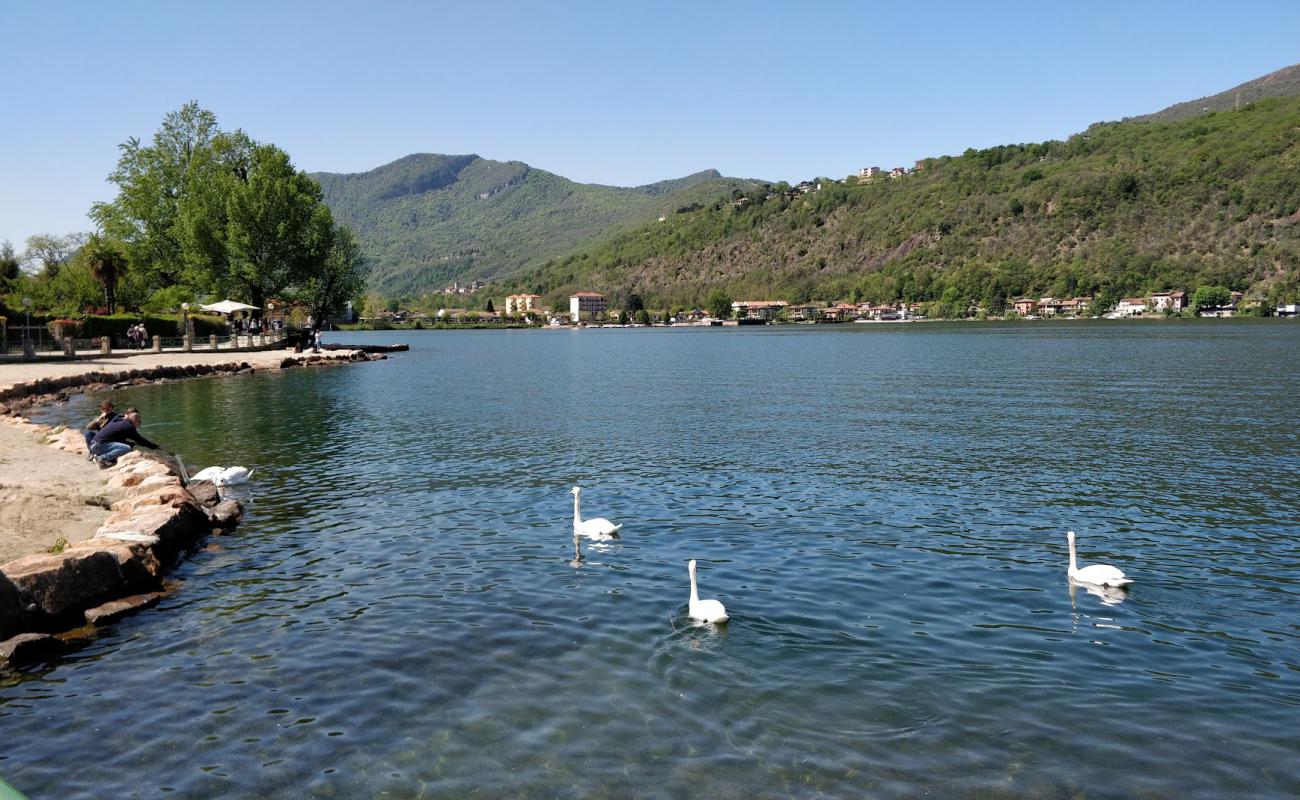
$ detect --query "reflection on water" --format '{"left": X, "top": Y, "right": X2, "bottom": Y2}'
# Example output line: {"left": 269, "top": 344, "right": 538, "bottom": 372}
{"left": 1070, "top": 577, "right": 1129, "bottom": 606}
{"left": 5, "top": 322, "right": 1300, "bottom": 799}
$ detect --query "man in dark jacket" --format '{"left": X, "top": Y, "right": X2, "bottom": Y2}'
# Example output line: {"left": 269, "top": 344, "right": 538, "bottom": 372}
{"left": 90, "top": 407, "right": 160, "bottom": 467}
{"left": 83, "top": 399, "right": 120, "bottom": 457}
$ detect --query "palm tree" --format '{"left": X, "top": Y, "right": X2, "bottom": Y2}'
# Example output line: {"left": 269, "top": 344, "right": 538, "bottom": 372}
{"left": 85, "top": 234, "right": 128, "bottom": 314}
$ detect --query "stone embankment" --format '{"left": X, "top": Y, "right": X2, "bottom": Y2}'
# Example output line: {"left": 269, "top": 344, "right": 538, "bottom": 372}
{"left": 0, "top": 348, "right": 388, "bottom": 669}
{"left": 321, "top": 342, "right": 409, "bottom": 354}
{"left": 0, "top": 439, "right": 237, "bottom": 669}
{"left": 0, "top": 350, "right": 380, "bottom": 414}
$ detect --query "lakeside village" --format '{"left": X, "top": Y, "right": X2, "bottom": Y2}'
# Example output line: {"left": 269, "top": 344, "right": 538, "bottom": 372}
{"left": 360, "top": 288, "right": 1300, "bottom": 329}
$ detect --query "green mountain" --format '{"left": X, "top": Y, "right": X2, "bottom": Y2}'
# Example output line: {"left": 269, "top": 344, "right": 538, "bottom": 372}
{"left": 503, "top": 96, "right": 1300, "bottom": 313}
{"left": 1133, "top": 63, "right": 1300, "bottom": 123}
{"left": 311, "top": 155, "right": 761, "bottom": 295}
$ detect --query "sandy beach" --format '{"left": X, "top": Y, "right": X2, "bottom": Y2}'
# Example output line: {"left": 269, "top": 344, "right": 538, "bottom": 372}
{"left": 0, "top": 418, "right": 112, "bottom": 564}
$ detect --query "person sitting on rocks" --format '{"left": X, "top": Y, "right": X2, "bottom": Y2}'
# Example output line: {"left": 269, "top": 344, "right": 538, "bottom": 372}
{"left": 90, "top": 407, "right": 160, "bottom": 468}
{"left": 83, "top": 399, "right": 121, "bottom": 457}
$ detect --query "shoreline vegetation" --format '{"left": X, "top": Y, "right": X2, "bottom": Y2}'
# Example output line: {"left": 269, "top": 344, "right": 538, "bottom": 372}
{"left": 0, "top": 346, "right": 389, "bottom": 670}
{"left": 337, "top": 311, "right": 1297, "bottom": 332}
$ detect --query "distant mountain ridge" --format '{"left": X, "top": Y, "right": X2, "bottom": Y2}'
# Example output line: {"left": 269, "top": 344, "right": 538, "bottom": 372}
{"left": 311, "top": 155, "right": 760, "bottom": 295}
{"left": 1133, "top": 62, "right": 1300, "bottom": 123}
{"left": 501, "top": 94, "right": 1300, "bottom": 313}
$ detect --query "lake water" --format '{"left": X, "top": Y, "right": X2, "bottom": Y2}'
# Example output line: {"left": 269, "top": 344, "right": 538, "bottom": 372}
{"left": 4, "top": 321, "right": 1299, "bottom": 798}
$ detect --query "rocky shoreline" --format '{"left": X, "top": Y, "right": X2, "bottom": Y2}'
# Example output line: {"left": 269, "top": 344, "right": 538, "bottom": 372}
{"left": 0, "top": 349, "right": 388, "bottom": 669}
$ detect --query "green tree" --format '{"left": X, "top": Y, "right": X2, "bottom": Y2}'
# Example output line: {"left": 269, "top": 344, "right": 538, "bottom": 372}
{"left": 706, "top": 288, "right": 732, "bottom": 320}
{"left": 1191, "top": 285, "right": 1232, "bottom": 311}
{"left": 92, "top": 102, "right": 219, "bottom": 289}
{"left": 485, "top": 298, "right": 495, "bottom": 313}
{"left": 83, "top": 234, "right": 129, "bottom": 313}
{"left": 0, "top": 240, "right": 19, "bottom": 293}
{"left": 24, "top": 233, "right": 86, "bottom": 278}
{"left": 186, "top": 142, "right": 335, "bottom": 308}
{"left": 299, "top": 226, "right": 367, "bottom": 328}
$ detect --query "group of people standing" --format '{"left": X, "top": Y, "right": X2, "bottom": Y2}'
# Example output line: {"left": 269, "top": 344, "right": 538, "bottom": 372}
{"left": 83, "top": 400, "right": 161, "bottom": 468}
{"left": 126, "top": 323, "right": 150, "bottom": 350}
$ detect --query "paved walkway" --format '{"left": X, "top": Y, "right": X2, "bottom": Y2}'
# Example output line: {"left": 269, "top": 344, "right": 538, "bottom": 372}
{"left": 0, "top": 347, "right": 321, "bottom": 395}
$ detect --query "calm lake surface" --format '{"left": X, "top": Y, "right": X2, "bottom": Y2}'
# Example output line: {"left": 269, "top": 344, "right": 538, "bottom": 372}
{"left": 5, "top": 321, "right": 1300, "bottom": 798}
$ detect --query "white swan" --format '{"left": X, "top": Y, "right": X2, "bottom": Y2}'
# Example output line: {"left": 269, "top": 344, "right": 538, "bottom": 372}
{"left": 219, "top": 466, "right": 253, "bottom": 486}
{"left": 1067, "top": 530, "right": 1132, "bottom": 588}
{"left": 688, "top": 559, "right": 729, "bottom": 623}
{"left": 571, "top": 486, "right": 621, "bottom": 539}
{"left": 189, "top": 466, "right": 225, "bottom": 483}
{"left": 189, "top": 466, "right": 254, "bottom": 487}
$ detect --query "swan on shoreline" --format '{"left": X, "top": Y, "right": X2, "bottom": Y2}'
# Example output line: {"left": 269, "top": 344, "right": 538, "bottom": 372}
{"left": 189, "top": 466, "right": 255, "bottom": 487}
{"left": 688, "top": 559, "right": 729, "bottom": 624}
{"left": 571, "top": 486, "right": 621, "bottom": 539}
{"left": 1067, "top": 530, "right": 1132, "bottom": 588}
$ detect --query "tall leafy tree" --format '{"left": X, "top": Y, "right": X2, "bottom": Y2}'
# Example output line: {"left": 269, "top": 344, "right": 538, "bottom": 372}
{"left": 92, "top": 103, "right": 218, "bottom": 289}
{"left": 706, "top": 288, "right": 732, "bottom": 320}
{"left": 299, "top": 225, "right": 367, "bottom": 327}
{"left": 0, "top": 240, "right": 19, "bottom": 293}
{"left": 221, "top": 144, "right": 335, "bottom": 308}
{"left": 24, "top": 233, "right": 86, "bottom": 278}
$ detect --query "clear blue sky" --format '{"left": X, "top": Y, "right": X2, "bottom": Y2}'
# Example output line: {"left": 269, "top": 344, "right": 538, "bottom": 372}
{"left": 3, "top": 0, "right": 1299, "bottom": 248}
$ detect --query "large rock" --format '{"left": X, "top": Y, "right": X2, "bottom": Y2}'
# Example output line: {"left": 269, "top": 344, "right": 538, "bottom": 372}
{"left": 110, "top": 485, "right": 193, "bottom": 514}
{"left": 187, "top": 480, "right": 221, "bottom": 507}
{"left": 125, "top": 474, "right": 185, "bottom": 497}
{"left": 95, "top": 501, "right": 210, "bottom": 568}
{"left": 2, "top": 551, "right": 125, "bottom": 622}
{"left": 208, "top": 499, "right": 244, "bottom": 529}
{"left": 0, "top": 572, "right": 30, "bottom": 640}
{"left": 84, "top": 592, "right": 164, "bottom": 626}
{"left": 65, "top": 538, "right": 164, "bottom": 592}
{"left": 0, "top": 633, "right": 63, "bottom": 669}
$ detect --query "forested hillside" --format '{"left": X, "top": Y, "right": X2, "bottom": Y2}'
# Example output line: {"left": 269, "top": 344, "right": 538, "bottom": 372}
{"left": 311, "top": 155, "right": 761, "bottom": 295}
{"left": 1134, "top": 63, "right": 1300, "bottom": 123}
{"left": 501, "top": 97, "right": 1300, "bottom": 314}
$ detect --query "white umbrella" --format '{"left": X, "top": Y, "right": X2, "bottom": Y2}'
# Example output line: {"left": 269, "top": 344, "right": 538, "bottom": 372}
{"left": 199, "top": 300, "right": 261, "bottom": 315}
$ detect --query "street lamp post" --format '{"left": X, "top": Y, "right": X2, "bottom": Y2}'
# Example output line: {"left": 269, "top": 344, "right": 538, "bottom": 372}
{"left": 21, "top": 296, "right": 33, "bottom": 360}
{"left": 180, "top": 302, "right": 191, "bottom": 351}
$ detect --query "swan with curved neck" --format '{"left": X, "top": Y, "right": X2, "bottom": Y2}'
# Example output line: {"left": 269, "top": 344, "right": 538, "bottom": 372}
{"left": 1067, "top": 530, "right": 1132, "bottom": 588}
{"left": 571, "top": 486, "right": 621, "bottom": 539}
{"left": 688, "top": 559, "right": 729, "bottom": 623}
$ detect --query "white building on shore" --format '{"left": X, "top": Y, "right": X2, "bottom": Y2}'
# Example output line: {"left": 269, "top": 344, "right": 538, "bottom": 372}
{"left": 569, "top": 292, "right": 606, "bottom": 321}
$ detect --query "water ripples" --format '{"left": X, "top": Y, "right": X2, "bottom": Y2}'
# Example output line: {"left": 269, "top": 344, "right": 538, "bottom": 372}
{"left": 5, "top": 322, "right": 1300, "bottom": 798}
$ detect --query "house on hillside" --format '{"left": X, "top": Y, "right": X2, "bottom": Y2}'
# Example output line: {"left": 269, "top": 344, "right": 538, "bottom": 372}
{"left": 858, "top": 167, "right": 882, "bottom": 179}
{"left": 889, "top": 167, "right": 907, "bottom": 179}
{"left": 1038, "top": 297, "right": 1063, "bottom": 316}
{"left": 504, "top": 294, "right": 541, "bottom": 315}
{"left": 731, "top": 300, "right": 789, "bottom": 321}
{"left": 1012, "top": 298, "right": 1039, "bottom": 316}
{"left": 787, "top": 303, "right": 822, "bottom": 321}
{"left": 1114, "top": 297, "right": 1148, "bottom": 317}
{"left": 859, "top": 303, "right": 897, "bottom": 320}
{"left": 1150, "top": 291, "right": 1188, "bottom": 312}
{"left": 820, "top": 303, "right": 859, "bottom": 322}
{"left": 569, "top": 292, "right": 606, "bottom": 321}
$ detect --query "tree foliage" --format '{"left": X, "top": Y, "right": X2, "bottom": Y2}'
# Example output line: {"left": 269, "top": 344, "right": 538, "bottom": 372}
{"left": 58, "top": 104, "right": 367, "bottom": 319}
{"left": 299, "top": 226, "right": 368, "bottom": 327}
{"left": 83, "top": 234, "right": 129, "bottom": 313}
